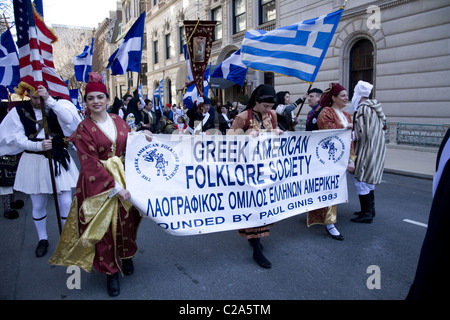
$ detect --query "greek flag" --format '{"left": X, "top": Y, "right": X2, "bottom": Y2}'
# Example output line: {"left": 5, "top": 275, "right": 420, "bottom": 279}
{"left": 107, "top": 12, "right": 146, "bottom": 75}
{"left": 211, "top": 49, "right": 248, "bottom": 87}
{"left": 69, "top": 89, "right": 82, "bottom": 111}
{"left": 241, "top": 9, "right": 343, "bottom": 83}
{"left": 0, "top": 28, "right": 20, "bottom": 90}
{"left": 183, "top": 64, "right": 210, "bottom": 109}
{"left": 74, "top": 38, "right": 94, "bottom": 83}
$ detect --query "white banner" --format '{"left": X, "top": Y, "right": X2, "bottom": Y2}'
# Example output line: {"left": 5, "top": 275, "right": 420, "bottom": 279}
{"left": 126, "top": 129, "right": 351, "bottom": 236}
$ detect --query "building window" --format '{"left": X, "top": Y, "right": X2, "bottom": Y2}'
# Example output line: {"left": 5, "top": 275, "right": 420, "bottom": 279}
{"left": 165, "top": 33, "right": 171, "bottom": 59}
{"left": 153, "top": 40, "right": 159, "bottom": 64}
{"left": 264, "top": 72, "right": 274, "bottom": 86}
{"left": 260, "top": 0, "right": 276, "bottom": 25}
{"left": 212, "top": 6, "right": 222, "bottom": 41}
{"left": 233, "top": 0, "right": 246, "bottom": 34}
{"left": 179, "top": 26, "right": 186, "bottom": 55}
{"left": 140, "top": 63, "right": 147, "bottom": 86}
{"left": 349, "top": 39, "right": 374, "bottom": 98}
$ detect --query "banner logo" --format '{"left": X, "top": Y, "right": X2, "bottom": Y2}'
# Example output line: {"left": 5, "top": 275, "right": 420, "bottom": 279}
{"left": 133, "top": 142, "right": 180, "bottom": 183}
{"left": 315, "top": 135, "right": 346, "bottom": 165}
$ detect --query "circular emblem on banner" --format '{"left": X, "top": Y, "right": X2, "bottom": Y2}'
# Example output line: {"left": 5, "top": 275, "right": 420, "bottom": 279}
{"left": 315, "top": 135, "right": 346, "bottom": 165}
{"left": 134, "top": 143, "right": 180, "bottom": 183}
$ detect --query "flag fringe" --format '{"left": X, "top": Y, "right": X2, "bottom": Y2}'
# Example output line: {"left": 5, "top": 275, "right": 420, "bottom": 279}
{"left": 31, "top": 2, "right": 59, "bottom": 43}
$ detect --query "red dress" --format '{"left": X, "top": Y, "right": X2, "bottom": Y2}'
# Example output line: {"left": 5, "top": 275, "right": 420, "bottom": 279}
{"left": 307, "top": 107, "right": 353, "bottom": 226}
{"left": 49, "top": 114, "right": 141, "bottom": 274}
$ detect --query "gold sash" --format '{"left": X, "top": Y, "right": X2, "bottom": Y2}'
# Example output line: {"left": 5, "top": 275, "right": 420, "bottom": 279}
{"left": 49, "top": 156, "right": 132, "bottom": 273}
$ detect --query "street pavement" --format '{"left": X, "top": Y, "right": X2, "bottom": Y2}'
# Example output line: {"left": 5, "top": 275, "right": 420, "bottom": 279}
{"left": 0, "top": 145, "right": 436, "bottom": 304}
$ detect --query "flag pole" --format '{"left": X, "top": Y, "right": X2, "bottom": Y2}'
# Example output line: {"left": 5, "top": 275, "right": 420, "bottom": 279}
{"left": 289, "top": 83, "right": 312, "bottom": 131}
{"left": 39, "top": 96, "right": 62, "bottom": 234}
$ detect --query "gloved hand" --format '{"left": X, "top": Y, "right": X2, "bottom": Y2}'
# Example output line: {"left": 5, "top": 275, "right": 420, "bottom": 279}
{"left": 294, "top": 97, "right": 304, "bottom": 106}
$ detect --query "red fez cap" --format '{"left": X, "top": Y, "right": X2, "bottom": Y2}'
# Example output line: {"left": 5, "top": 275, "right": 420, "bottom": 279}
{"left": 85, "top": 72, "right": 108, "bottom": 95}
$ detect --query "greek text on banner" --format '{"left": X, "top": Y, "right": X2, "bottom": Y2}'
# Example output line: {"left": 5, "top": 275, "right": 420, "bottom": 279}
{"left": 125, "top": 129, "right": 351, "bottom": 236}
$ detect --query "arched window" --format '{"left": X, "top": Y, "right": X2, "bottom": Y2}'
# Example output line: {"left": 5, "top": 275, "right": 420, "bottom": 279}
{"left": 349, "top": 39, "right": 374, "bottom": 98}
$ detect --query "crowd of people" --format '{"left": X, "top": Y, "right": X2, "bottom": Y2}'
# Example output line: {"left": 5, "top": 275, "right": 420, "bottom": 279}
{"left": 0, "top": 73, "right": 397, "bottom": 297}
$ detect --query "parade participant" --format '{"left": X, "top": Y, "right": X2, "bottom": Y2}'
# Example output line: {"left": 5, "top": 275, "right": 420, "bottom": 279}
{"left": 274, "top": 91, "right": 302, "bottom": 131}
{"left": 306, "top": 83, "right": 353, "bottom": 241}
{"left": 175, "top": 115, "right": 188, "bottom": 134}
{"left": 407, "top": 128, "right": 450, "bottom": 300}
{"left": 0, "top": 102, "right": 24, "bottom": 220}
{"left": 349, "top": 81, "right": 386, "bottom": 224}
{"left": 125, "top": 97, "right": 144, "bottom": 132}
{"left": 121, "top": 93, "right": 132, "bottom": 119}
{"left": 0, "top": 85, "right": 80, "bottom": 256}
{"left": 305, "top": 88, "right": 324, "bottom": 131}
{"left": 228, "top": 84, "right": 283, "bottom": 268}
{"left": 49, "top": 72, "right": 153, "bottom": 297}
{"left": 107, "top": 97, "right": 124, "bottom": 117}
{"left": 140, "top": 99, "right": 159, "bottom": 133}
{"left": 218, "top": 104, "right": 233, "bottom": 134}
{"left": 186, "top": 97, "right": 215, "bottom": 134}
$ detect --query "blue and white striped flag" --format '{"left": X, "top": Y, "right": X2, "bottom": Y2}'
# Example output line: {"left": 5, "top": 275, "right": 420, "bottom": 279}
{"left": 107, "top": 12, "right": 146, "bottom": 75}
{"left": 73, "top": 38, "right": 94, "bottom": 83}
{"left": 211, "top": 49, "right": 248, "bottom": 87}
{"left": 241, "top": 9, "right": 343, "bottom": 83}
{"left": 69, "top": 88, "right": 82, "bottom": 110}
{"left": 183, "top": 64, "right": 211, "bottom": 109}
{"left": 0, "top": 28, "right": 20, "bottom": 90}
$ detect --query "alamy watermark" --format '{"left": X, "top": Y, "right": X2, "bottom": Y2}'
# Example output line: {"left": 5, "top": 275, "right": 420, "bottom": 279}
{"left": 366, "top": 265, "right": 381, "bottom": 290}
{"left": 66, "top": 266, "right": 81, "bottom": 290}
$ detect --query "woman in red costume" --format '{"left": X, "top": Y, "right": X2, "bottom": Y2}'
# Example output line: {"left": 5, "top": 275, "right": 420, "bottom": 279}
{"left": 49, "top": 73, "right": 152, "bottom": 297}
{"left": 306, "top": 83, "right": 354, "bottom": 241}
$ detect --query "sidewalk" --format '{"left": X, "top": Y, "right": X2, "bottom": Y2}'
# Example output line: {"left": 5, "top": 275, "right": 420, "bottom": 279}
{"left": 384, "top": 144, "right": 438, "bottom": 180}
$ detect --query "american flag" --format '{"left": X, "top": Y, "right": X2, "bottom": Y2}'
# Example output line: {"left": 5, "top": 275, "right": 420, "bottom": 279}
{"left": 13, "top": 0, "right": 70, "bottom": 100}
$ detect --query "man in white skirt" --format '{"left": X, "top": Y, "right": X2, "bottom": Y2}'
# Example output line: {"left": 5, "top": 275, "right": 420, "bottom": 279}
{"left": 0, "top": 85, "right": 81, "bottom": 257}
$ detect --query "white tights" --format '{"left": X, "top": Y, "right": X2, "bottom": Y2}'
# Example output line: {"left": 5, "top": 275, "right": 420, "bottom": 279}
{"left": 30, "top": 191, "right": 72, "bottom": 240}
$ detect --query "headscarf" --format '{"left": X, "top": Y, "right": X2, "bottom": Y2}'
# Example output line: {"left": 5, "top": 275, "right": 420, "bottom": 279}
{"left": 246, "top": 84, "right": 277, "bottom": 110}
{"left": 346, "top": 80, "right": 373, "bottom": 114}
{"left": 319, "top": 82, "right": 346, "bottom": 108}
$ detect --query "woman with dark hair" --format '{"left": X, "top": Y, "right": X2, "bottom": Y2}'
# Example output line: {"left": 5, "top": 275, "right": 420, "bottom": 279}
{"left": 274, "top": 91, "right": 302, "bottom": 131}
{"left": 228, "top": 84, "right": 283, "bottom": 268}
{"left": 108, "top": 97, "right": 124, "bottom": 116}
{"left": 125, "top": 97, "right": 144, "bottom": 132}
{"left": 306, "top": 82, "right": 354, "bottom": 241}
{"left": 49, "top": 72, "right": 152, "bottom": 297}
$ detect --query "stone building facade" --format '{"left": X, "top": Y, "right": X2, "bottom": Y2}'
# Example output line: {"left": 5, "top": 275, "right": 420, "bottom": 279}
{"left": 100, "top": 0, "right": 449, "bottom": 125}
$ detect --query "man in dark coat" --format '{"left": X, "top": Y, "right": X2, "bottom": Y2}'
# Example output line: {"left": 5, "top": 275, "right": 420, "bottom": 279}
{"left": 406, "top": 128, "right": 450, "bottom": 300}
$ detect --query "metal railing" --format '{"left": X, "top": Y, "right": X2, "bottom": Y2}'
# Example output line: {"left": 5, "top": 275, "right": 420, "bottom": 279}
{"left": 294, "top": 120, "right": 448, "bottom": 148}
{"left": 388, "top": 122, "right": 448, "bottom": 148}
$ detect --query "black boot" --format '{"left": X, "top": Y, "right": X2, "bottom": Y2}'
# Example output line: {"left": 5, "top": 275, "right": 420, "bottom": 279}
{"left": 35, "top": 239, "right": 49, "bottom": 257}
{"left": 353, "top": 194, "right": 365, "bottom": 216}
{"left": 122, "top": 258, "right": 134, "bottom": 276}
{"left": 248, "top": 238, "right": 271, "bottom": 269}
{"left": 351, "top": 194, "right": 373, "bottom": 223}
{"left": 107, "top": 273, "right": 120, "bottom": 297}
